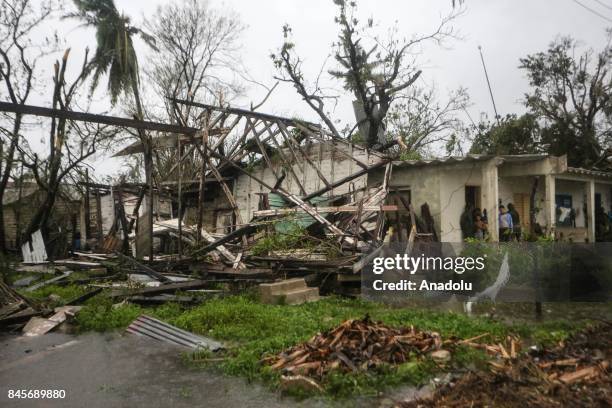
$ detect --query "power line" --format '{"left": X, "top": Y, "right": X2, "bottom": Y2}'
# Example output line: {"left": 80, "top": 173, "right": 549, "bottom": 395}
{"left": 572, "top": 0, "right": 612, "bottom": 23}
{"left": 593, "top": 0, "right": 612, "bottom": 12}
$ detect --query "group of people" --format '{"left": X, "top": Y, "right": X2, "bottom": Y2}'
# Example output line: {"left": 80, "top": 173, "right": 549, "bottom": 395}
{"left": 460, "top": 205, "right": 489, "bottom": 240}
{"left": 460, "top": 202, "right": 522, "bottom": 241}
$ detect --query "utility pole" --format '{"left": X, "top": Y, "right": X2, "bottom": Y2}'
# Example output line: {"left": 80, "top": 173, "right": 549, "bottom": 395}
{"left": 478, "top": 46, "right": 500, "bottom": 124}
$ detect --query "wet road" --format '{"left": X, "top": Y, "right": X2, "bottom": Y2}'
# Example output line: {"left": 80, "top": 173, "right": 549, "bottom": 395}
{"left": 0, "top": 332, "right": 324, "bottom": 408}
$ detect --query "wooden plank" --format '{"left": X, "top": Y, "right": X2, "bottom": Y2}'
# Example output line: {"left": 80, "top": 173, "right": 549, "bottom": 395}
{"left": 295, "top": 123, "right": 369, "bottom": 169}
{"left": 170, "top": 98, "right": 320, "bottom": 128}
{"left": 281, "top": 192, "right": 348, "bottom": 238}
{"left": 277, "top": 121, "right": 330, "bottom": 188}
{"left": 247, "top": 118, "right": 280, "bottom": 180}
{"left": 200, "top": 228, "right": 244, "bottom": 268}
{"left": 109, "top": 279, "right": 212, "bottom": 298}
{"left": 265, "top": 122, "right": 307, "bottom": 195}
{"left": 300, "top": 160, "right": 388, "bottom": 202}
{"left": 114, "top": 253, "right": 172, "bottom": 283}
{"left": 24, "top": 271, "right": 72, "bottom": 292}
{"left": 0, "top": 102, "right": 198, "bottom": 134}
{"left": 193, "top": 224, "right": 258, "bottom": 256}
{"left": 205, "top": 156, "right": 244, "bottom": 226}
{"left": 253, "top": 205, "right": 398, "bottom": 216}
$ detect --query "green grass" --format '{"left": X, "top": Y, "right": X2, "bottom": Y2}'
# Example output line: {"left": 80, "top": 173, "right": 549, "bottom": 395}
{"left": 19, "top": 284, "right": 92, "bottom": 308}
{"left": 70, "top": 292, "right": 586, "bottom": 398}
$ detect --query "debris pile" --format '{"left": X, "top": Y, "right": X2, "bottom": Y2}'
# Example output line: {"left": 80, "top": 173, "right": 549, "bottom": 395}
{"left": 533, "top": 323, "right": 610, "bottom": 385}
{"left": 401, "top": 323, "right": 612, "bottom": 408}
{"left": 263, "top": 316, "right": 444, "bottom": 379}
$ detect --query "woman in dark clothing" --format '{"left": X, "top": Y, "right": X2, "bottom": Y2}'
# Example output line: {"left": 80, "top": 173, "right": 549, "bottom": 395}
{"left": 507, "top": 203, "right": 521, "bottom": 241}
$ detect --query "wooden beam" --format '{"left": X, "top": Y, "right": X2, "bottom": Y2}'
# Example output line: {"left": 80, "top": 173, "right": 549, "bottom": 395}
{"left": 0, "top": 102, "right": 198, "bottom": 134}
{"left": 109, "top": 279, "right": 211, "bottom": 298}
{"left": 277, "top": 121, "right": 331, "bottom": 188}
{"left": 265, "top": 124, "right": 307, "bottom": 195}
{"left": 115, "top": 253, "right": 171, "bottom": 282}
{"left": 295, "top": 123, "right": 369, "bottom": 169}
{"left": 193, "top": 224, "right": 258, "bottom": 256}
{"left": 253, "top": 205, "right": 398, "bottom": 216}
{"left": 170, "top": 98, "right": 320, "bottom": 129}
{"left": 300, "top": 159, "right": 388, "bottom": 202}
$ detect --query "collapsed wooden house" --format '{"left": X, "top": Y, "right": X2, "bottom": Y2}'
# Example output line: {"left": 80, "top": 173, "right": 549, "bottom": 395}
{"left": 65, "top": 101, "right": 409, "bottom": 287}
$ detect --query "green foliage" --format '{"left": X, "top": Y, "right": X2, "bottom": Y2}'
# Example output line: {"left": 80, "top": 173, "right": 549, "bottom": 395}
{"left": 469, "top": 113, "right": 540, "bottom": 155}
{"left": 250, "top": 224, "right": 311, "bottom": 256}
{"left": 399, "top": 149, "right": 423, "bottom": 161}
{"left": 519, "top": 36, "right": 612, "bottom": 169}
{"left": 76, "top": 297, "right": 143, "bottom": 331}
{"left": 23, "top": 284, "right": 91, "bottom": 308}
{"left": 250, "top": 222, "right": 342, "bottom": 258}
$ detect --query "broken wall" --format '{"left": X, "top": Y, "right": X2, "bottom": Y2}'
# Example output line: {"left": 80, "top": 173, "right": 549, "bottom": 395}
{"left": 233, "top": 142, "right": 381, "bottom": 223}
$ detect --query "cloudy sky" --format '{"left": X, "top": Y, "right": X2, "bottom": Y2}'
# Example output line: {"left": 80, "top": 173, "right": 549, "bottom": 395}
{"left": 17, "top": 0, "right": 612, "bottom": 177}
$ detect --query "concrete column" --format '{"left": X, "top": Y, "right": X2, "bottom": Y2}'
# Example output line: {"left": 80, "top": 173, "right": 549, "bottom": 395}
{"left": 482, "top": 159, "right": 500, "bottom": 241}
{"left": 586, "top": 180, "right": 596, "bottom": 242}
{"left": 544, "top": 174, "right": 556, "bottom": 238}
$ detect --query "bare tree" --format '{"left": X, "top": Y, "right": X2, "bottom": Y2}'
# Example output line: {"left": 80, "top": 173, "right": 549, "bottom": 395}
{"left": 272, "top": 0, "right": 459, "bottom": 149}
{"left": 19, "top": 49, "right": 114, "bottom": 243}
{"left": 145, "top": 0, "right": 244, "bottom": 123}
{"left": 0, "top": 0, "right": 57, "bottom": 250}
{"left": 143, "top": 0, "right": 244, "bottom": 183}
{"left": 387, "top": 86, "right": 470, "bottom": 158}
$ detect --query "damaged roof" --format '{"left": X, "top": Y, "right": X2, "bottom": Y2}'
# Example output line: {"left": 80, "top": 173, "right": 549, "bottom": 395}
{"left": 391, "top": 154, "right": 550, "bottom": 168}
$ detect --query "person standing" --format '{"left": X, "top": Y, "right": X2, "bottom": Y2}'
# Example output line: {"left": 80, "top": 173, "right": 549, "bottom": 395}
{"left": 499, "top": 205, "right": 513, "bottom": 242}
{"left": 507, "top": 203, "right": 521, "bottom": 241}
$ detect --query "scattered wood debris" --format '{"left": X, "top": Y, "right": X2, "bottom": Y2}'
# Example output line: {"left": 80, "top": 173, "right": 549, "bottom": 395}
{"left": 400, "top": 323, "right": 612, "bottom": 408}
{"left": 262, "top": 316, "right": 444, "bottom": 379}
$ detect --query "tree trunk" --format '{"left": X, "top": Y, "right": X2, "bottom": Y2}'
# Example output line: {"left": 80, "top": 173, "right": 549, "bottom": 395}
{"left": 0, "top": 114, "right": 23, "bottom": 251}
{"left": 24, "top": 187, "right": 58, "bottom": 241}
{"left": 131, "top": 81, "right": 154, "bottom": 262}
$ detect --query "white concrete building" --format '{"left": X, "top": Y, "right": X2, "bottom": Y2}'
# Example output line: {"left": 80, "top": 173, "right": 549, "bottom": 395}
{"left": 370, "top": 154, "right": 612, "bottom": 243}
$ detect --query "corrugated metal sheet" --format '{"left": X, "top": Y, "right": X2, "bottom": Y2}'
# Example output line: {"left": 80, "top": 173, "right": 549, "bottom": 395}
{"left": 21, "top": 230, "right": 47, "bottom": 264}
{"left": 126, "top": 315, "right": 223, "bottom": 351}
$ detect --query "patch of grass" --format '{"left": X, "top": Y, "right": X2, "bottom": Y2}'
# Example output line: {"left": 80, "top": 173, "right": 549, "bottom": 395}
{"left": 76, "top": 297, "right": 143, "bottom": 332}
{"left": 22, "top": 284, "right": 91, "bottom": 307}
{"left": 73, "top": 294, "right": 588, "bottom": 399}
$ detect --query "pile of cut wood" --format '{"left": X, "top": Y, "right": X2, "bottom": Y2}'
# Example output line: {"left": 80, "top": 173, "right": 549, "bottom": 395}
{"left": 263, "top": 316, "right": 444, "bottom": 379}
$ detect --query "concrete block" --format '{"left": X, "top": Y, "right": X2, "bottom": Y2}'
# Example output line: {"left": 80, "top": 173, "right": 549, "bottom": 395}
{"left": 259, "top": 278, "right": 307, "bottom": 303}
{"left": 270, "top": 287, "right": 320, "bottom": 305}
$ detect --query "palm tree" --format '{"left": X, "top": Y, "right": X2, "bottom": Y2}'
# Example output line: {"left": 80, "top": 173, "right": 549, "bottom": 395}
{"left": 67, "top": 0, "right": 157, "bottom": 259}
{"left": 67, "top": 0, "right": 156, "bottom": 114}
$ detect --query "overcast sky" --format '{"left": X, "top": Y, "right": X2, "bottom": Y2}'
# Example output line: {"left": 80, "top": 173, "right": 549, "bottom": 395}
{"left": 17, "top": 0, "right": 612, "bottom": 177}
